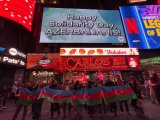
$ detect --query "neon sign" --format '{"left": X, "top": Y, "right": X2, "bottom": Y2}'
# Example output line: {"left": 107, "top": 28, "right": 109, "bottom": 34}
{"left": 9, "top": 48, "right": 26, "bottom": 58}
{"left": 0, "top": 55, "right": 25, "bottom": 66}
{"left": 0, "top": 0, "right": 35, "bottom": 31}
{"left": 60, "top": 56, "right": 141, "bottom": 71}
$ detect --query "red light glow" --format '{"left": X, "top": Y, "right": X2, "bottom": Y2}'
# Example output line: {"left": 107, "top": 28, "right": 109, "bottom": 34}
{"left": 0, "top": 0, "right": 35, "bottom": 31}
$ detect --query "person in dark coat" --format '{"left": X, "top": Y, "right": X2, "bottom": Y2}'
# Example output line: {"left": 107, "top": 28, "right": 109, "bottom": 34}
{"left": 128, "top": 76, "right": 138, "bottom": 112}
{"left": 73, "top": 80, "right": 82, "bottom": 115}
{"left": 87, "top": 80, "right": 95, "bottom": 117}
{"left": 115, "top": 75, "right": 129, "bottom": 114}
{"left": 12, "top": 82, "right": 32, "bottom": 120}
{"left": 104, "top": 76, "right": 117, "bottom": 116}
{"left": 49, "top": 80, "right": 60, "bottom": 119}
{"left": 1, "top": 85, "right": 9, "bottom": 109}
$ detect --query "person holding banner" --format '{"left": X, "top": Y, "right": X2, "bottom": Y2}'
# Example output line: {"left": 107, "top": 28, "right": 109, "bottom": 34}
{"left": 115, "top": 75, "right": 129, "bottom": 114}
{"left": 104, "top": 76, "right": 117, "bottom": 116}
{"left": 49, "top": 80, "right": 60, "bottom": 119}
{"left": 32, "top": 82, "right": 44, "bottom": 120}
{"left": 12, "top": 82, "right": 32, "bottom": 120}
{"left": 73, "top": 80, "right": 82, "bottom": 116}
{"left": 128, "top": 76, "right": 138, "bottom": 113}
{"left": 87, "top": 80, "right": 95, "bottom": 117}
{"left": 62, "top": 80, "right": 72, "bottom": 117}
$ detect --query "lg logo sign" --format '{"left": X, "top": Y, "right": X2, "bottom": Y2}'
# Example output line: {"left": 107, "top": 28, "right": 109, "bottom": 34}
{"left": 9, "top": 48, "right": 26, "bottom": 58}
{"left": 9, "top": 48, "right": 17, "bottom": 56}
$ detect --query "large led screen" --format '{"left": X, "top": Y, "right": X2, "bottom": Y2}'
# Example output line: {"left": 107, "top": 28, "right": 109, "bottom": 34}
{"left": 0, "top": 0, "right": 35, "bottom": 31}
{"left": 120, "top": 5, "right": 160, "bottom": 49}
{"left": 40, "top": 8, "right": 126, "bottom": 43}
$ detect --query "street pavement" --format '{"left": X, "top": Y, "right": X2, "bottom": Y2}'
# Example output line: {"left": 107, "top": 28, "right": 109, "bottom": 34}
{"left": 0, "top": 98, "right": 160, "bottom": 120}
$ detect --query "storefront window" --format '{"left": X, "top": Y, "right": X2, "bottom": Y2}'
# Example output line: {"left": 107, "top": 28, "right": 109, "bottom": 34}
{"left": 29, "top": 70, "right": 55, "bottom": 84}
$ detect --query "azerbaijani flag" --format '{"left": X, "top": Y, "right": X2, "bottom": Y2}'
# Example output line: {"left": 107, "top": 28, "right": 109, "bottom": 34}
{"left": 40, "top": 87, "right": 73, "bottom": 104}
{"left": 102, "top": 84, "right": 137, "bottom": 103}
{"left": 72, "top": 87, "right": 103, "bottom": 106}
{"left": 19, "top": 88, "right": 40, "bottom": 106}
{"left": 19, "top": 84, "right": 137, "bottom": 106}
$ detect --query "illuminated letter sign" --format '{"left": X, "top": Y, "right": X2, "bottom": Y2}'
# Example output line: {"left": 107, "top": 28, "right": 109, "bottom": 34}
{"left": 0, "top": 55, "right": 25, "bottom": 66}
{"left": 9, "top": 48, "right": 26, "bottom": 58}
{"left": 61, "top": 56, "right": 141, "bottom": 71}
{"left": 125, "top": 18, "right": 139, "bottom": 34}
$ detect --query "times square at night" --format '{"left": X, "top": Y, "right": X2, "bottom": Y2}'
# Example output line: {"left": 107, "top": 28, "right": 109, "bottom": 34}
{"left": 0, "top": 0, "right": 160, "bottom": 120}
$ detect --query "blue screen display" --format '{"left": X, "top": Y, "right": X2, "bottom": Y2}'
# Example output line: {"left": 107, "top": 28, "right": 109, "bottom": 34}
{"left": 120, "top": 5, "right": 160, "bottom": 49}
{"left": 40, "top": 8, "right": 126, "bottom": 43}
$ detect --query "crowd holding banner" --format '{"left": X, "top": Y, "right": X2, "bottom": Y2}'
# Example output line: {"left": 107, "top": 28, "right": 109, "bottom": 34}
{"left": 19, "top": 84, "right": 137, "bottom": 106}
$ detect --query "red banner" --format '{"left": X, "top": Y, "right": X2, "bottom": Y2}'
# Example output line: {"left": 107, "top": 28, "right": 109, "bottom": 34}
{"left": 60, "top": 56, "right": 141, "bottom": 71}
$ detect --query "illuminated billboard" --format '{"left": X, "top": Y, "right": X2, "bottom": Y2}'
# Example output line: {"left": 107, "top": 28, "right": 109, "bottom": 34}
{"left": 60, "top": 56, "right": 141, "bottom": 71}
{"left": 40, "top": 8, "right": 126, "bottom": 43}
{"left": 60, "top": 48, "right": 139, "bottom": 56}
{"left": 0, "top": 0, "right": 35, "bottom": 31}
{"left": 26, "top": 53, "right": 60, "bottom": 70}
{"left": 120, "top": 5, "right": 160, "bottom": 49}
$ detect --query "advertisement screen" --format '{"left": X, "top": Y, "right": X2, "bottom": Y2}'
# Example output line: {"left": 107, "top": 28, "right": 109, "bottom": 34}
{"left": 26, "top": 53, "right": 60, "bottom": 70}
{"left": 0, "top": 0, "right": 35, "bottom": 31}
{"left": 40, "top": 8, "right": 126, "bottom": 43}
{"left": 120, "top": 5, "right": 160, "bottom": 49}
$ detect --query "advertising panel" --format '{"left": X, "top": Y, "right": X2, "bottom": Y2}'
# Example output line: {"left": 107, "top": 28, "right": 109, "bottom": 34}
{"left": 120, "top": 5, "right": 160, "bottom": 49}
{"left": 60, "top": 56, "right": 141, "bottom": 71}
{"left": 26, "top": 53, "right": 60, "bottom": 70}
{"left": 40, "top": 8, "right": 126, "bottom": 43}
{"left": 0, "top": 0, "right": 35, "bottom": 31}
{"left": 60, "top": 48, "right": 139, "bottom": 56}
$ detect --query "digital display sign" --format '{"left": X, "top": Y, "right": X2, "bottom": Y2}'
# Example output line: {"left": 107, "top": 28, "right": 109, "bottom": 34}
{"left": 26, "top": 53, "right": 60, "bottom": 70}
{"left": 0, "top": 0, "right": 35, "bottom": 31}
{"left": 60, "top": 48, "right": 139, "bottom": 56}
{"left": 40, "top": 8, "right": 126, "bottom": 43}
{"left": 120, "top": 5, "right": 160, "bottom": 49}
{"left": 60, "top": 56, "right": 141, "bottom": 71}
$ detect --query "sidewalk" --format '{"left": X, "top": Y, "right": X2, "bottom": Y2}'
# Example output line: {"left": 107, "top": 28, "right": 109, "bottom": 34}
{"left": 143, "top": 99, "right": 160, "bottom": 120}
{"left": 0, "top": 98, "right": 160, "bottom": 120}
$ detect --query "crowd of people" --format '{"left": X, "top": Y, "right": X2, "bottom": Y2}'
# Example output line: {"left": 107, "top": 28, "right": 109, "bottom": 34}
{"left": 0, "top": 73, "right": 160, "bottom": 120}
{"left": 144, "top": 74, "right": 160, "bottom": 104}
